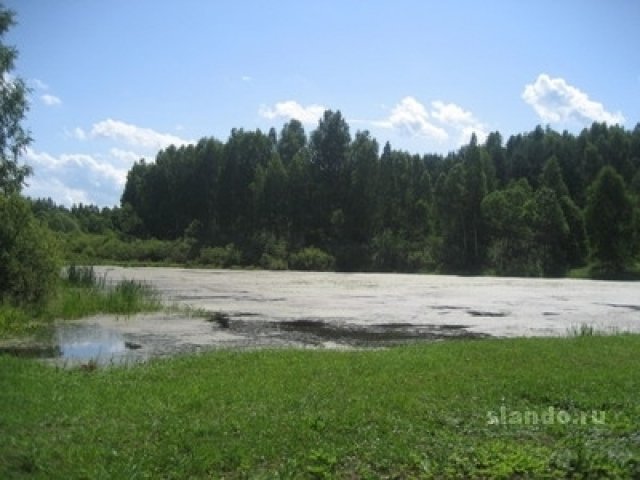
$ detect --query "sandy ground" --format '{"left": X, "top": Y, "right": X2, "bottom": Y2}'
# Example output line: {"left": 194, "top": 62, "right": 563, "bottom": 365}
{"left": 97, "top": 266, "right": 640, "bottom": 337}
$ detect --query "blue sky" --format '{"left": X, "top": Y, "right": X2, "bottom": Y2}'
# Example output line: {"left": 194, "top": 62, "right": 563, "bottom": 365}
{"left": 5, "top": 0, "right": 640, "bottom": 207}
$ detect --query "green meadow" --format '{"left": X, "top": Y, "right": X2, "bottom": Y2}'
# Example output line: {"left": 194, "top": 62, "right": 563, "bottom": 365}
{"left": 2, "top": 335, "right": 639, "bottom": 478}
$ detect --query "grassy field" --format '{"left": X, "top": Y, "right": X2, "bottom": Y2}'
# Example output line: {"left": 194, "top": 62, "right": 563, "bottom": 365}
{"left": 1, "top": 335, "right": 639, "bottom": 478}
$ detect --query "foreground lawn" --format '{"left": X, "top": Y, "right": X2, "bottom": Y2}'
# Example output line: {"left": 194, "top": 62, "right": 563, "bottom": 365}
{"left": 1, "top": 336, "right": 639, "bottom": 478}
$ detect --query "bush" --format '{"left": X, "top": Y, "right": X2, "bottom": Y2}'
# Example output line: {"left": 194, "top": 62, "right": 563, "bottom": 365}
{"left": 0, "top": 195, "right": 60, "bottom": 305}
{"left": 407, "top": 247, "right": 437, "bottom": 272}
{"left": 289, "top": 247, "right": 335, "bottom": 271}
{"left": 198, "top": 244, "right": 242, "bottom": 268}
{"left": 370, "top": 229, "right": 407, "bottom": 272}
{"left": 259, "top": 253, "right": 288, "bottom": 270}
{"left": 259, "top": 236, "right": 288, "bottom": 270}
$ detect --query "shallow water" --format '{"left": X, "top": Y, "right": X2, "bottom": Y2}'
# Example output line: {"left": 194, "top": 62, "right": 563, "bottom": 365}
{"left": 53, "top": 323, "right": 143, "bottom": 365}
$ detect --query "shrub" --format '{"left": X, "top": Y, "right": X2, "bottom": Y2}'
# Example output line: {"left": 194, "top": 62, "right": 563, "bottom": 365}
{"left": 289, "top": 247, "right": 335, "bottom": 271}
{"left": 259, "top": 253, "right": 288, "bottom": 270}
{"left": 198, "top": 244, "right": 242, "bottom": 268}
{"left": 259, "top": 236, "right": 288, "bottom": 270}
{"left": 407, "top": 247, "right": 437, "bottom": 272}
{"left": 370, "top": 229, "right": 407, "bottom": 272}
{"left": 0, "top": 195, "right": 60, "bottom": 305}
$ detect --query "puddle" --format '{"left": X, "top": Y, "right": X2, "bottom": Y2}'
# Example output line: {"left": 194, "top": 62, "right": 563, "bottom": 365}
{"left": 0, "top": 323, "right": 147, "bottom": 366}
{"left": 53, "top": 323, "right": 144, "bottom": 365}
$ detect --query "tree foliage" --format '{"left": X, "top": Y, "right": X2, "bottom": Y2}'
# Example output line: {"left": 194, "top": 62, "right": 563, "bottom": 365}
{"left": 20, "top": 108, "right": 638, "bottom": 277}
{"left": 585, "top": 166, "right": 635, "bottom": 273}
{"left": 0, "top": 5, "right": 31, "bottom": 194}
{"left": 108, "top": 118, "right": 640, "bottom": 275}
{"left": 0, "top": 5, "right": 59, "bottom": 306}
{"left": 0, "top": 194, "right": 59, "bottom": 304}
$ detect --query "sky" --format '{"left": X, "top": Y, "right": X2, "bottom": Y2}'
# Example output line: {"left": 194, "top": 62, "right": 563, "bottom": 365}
{"left": 5, "top": 0, "right": 640, "bottom": 207}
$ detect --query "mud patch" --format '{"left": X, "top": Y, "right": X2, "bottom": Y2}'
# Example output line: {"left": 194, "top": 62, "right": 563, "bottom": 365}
{"left": 0, "top": 342, "right": 61, "bottom": 359}
{"left": 604, "top": 303, "right": 640, "bottom": 312}
{"left": 466, "top": 310, "right": 509, "bottom": 317}
{"left": 221, "top": 317, "right": 488, "bottom": 348}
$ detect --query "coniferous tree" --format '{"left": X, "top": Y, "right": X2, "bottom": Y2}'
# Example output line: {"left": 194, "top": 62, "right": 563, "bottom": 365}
{"left": 585, "top": 166, "right": 634, "bottom": 273}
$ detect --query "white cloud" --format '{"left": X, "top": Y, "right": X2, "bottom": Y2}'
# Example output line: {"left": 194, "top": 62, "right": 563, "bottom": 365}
{"left": 24, "top": 119, "right": 196, "bottom": 206}
{"left": 374, "top": 96, "right": 448, "bottom": 142}
{"left": 90, "top": 118, "right": 193, "bottom": 150}
{"left": 70, "top": 127, "right": 87, "bottom": 140}
{"left": 241, "top": 75, "right": 252, "bottom": 82}
{"left": 259, "top": 101, "right": 326, "bottom": 125}
{"left": 22, "top": 142, "right": 157, "bottom": 206}
{"left": 41, "top": 94, "right": 62, "bottom": 106}
{"left": 370, "top": 97, "right": 492, "bottom": 148}
{"left": 431, "top": 101, "right": 474, "bottom": 126}
{"left": 431, "top": 101, "right": 488, "bottom": 144}
{"left": 25, "top": 177, "right": 91, "bottom": 206}
{"left": 109, "top": 148, "right": 144, "bottom": 164}
{"left": 25, "top": 148, "right": 127, "bottom": 186}
{"left": 63, "top": 126, "right": 90, "bottom": 141}
{"left": 522, "top": 74, "right": 624, "bottom": 125}
{"left": 31, "top": 78, "right": 49, "bottom": 90}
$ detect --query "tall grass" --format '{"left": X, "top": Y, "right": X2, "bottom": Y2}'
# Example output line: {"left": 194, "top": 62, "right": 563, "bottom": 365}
{"left": 65, "top": 264, "right": 103, "bottom": 287}
{"left": 53, "top": 265, "right": 161, "bottom": 318}
{"left": 0, "top": 265, "right": 161, "bottom": 337}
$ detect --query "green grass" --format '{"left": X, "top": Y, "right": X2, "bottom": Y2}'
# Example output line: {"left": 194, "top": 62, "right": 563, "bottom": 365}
{"left": 1, "top": 335, "right": 639, "bottom": 478}
{"left": 0, "top": 266, "right": 161, "bottom": 338}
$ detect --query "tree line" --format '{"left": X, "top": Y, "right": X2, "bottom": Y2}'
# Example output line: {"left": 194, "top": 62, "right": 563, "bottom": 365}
{"left": 35, "top": 114, "right": 639, "bottom": 277}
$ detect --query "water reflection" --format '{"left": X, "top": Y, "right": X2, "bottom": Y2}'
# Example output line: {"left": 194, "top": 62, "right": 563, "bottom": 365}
{"left": 54, "top": 323, "right": 141, "bottom": 365}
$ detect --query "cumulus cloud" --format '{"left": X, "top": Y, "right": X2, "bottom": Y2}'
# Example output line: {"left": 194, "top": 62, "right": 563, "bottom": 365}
{"left": 71, "top": 127, "right": 87, "bottom": 140}
{"left": 41, "top": 93, "right": 62, "bottom": 106}
{"left": 374, "top": 96, "right": 448, "bottom": 142}
{"left": 31, "top": 78, "right": 49, "bottom": 90}
{"left": 23, "top": 147, "right": 134, "bottom": 206}
{"left": 25, "top": 148, "right": 127, "bottom": 186}
{"left": 109, "top": 148, "right": 144, "bottom": 164}
{"left": 431, "top": 101, "right": 488, "bottom": 144}
{"left": 370, "top": 97, "right": 492, "bottom": 148}
{"left": 90, "top": 118, "right": 193, "bottom": 150}
{"left": 259, "top": 101, "right": 326, "bottom": 125}
{"left": 25, "top": 119, "right": 195, "bottom": 206}
{"left": 25, "top": 177, "right": 91, "bottom": 206}
{"left": 522, "top": 74, "right": 624, "bottom": 125}
{"left": 31, "top": 79, "right": 63, "bottom": 107}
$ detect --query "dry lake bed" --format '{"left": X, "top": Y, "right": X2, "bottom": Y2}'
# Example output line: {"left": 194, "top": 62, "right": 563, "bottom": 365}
{"left": 6, "top": 267, "right": 640, "bottom": 365}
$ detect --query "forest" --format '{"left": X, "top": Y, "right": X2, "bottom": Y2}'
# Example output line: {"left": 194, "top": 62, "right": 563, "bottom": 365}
{"left": 32, "top": 114, "right": 640, "bottom": 277}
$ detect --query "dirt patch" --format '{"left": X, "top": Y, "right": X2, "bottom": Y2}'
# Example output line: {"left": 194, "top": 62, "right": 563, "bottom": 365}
{"left": 466, "top": 310, "right": 509, "bottom": 318}
{"left": 224, "top": 317, "right": 488, "bottom": 348}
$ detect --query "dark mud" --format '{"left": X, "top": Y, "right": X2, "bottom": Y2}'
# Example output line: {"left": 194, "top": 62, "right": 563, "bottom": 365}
{"left": 214, "top": 314, "right": 489, "bottom": 348}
